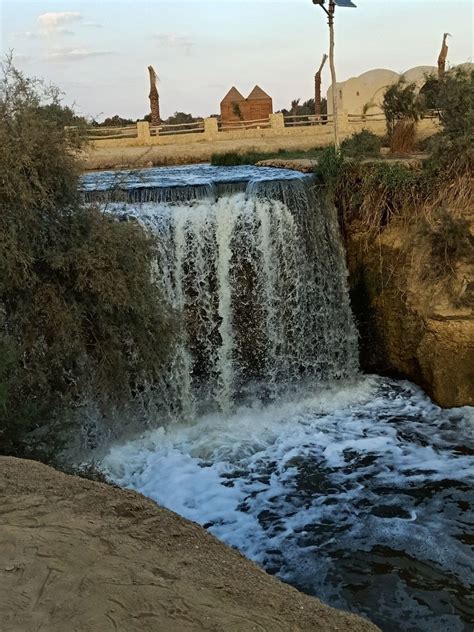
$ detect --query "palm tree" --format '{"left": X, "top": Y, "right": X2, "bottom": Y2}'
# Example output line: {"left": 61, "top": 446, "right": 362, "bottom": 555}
{"left": 148, "top": 65, "right": 160, "bottom": 126}
{"left": 437, "top": 33, "right": 451, "bottom": 79}
{"left": 314, "top": 54, "right": 328, "bottom": 116}
{"left": 291, "top": 98, "right": 301, "bottom": 115}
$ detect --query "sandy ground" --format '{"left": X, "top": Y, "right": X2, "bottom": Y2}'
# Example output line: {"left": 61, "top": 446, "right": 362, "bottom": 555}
{"left": 81, "top": 136, "right": 331, "bottom": 171}
{"left": 0, "top": 457, "right": 380, "bottom": 632}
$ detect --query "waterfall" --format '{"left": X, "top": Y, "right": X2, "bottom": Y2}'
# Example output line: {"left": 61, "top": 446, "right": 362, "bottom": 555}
{"left": 95, "top": 168, "right": 474, "bottom": 632}
{"left": 84, "top": 167, "right": 358, "bottom": 420}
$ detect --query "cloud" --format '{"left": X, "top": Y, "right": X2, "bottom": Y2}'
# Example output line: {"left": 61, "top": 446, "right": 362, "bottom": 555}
{"left": 152, "top": 33, "right": 196, "bottom": 55}
{"left": 37, "top": 12, "right": 83, "bottom": 32}
{"left": 14, "top": 31, "right": 39, "bottom": 40}
{"left": 81, "top": 21, "right": 103, "bottom": 29}
{"left": 46, "top": 47, "right": 114, "bottom": 62}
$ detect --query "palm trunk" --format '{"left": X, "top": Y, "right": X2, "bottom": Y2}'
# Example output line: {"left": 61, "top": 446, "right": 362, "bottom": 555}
{"left": 437, "top": 33, "right": 450, "bottom": 80}
{"left": 314, "top": 54, "right": 328, "bottom": 116}
{"left": 148, "top": 66, "right": 161, "bottom": 126}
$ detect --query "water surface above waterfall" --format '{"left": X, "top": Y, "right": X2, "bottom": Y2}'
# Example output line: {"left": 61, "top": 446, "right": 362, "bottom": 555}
{"left": 83, "top": 165, "right": 473, "bottom": 632}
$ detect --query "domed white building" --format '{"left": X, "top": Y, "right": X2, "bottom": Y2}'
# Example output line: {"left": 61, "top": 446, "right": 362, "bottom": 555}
{"left": 327, "top": 66, "right": 437, "bottom": 116}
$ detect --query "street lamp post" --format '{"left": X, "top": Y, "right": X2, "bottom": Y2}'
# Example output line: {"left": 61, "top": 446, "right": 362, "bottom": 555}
{"left": 312, "top": 0, "right": 357, "bottom": 150}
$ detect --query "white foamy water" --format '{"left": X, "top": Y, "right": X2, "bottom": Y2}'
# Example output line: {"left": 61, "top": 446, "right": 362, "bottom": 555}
{"left": 102, "top": 377, "right": 474, "bottom": 632}
{"left": 100, "top": 182, "right": 358, "bottom": 420}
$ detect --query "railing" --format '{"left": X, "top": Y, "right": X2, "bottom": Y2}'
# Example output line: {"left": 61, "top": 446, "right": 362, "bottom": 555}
{"left": 348, "top": 110, "right": 440, "bottom": 123}
{"left": 347, "top": 112, "right": 385, "bottom": 123}
{"left": 219, "top": 117, "right": 271, "bottom": 131}
{"left": 82, "top": 126, "right": 138, "bottom": 140}
{"left": 283, "top": 113, "right": 333, "bottom": 128}
{"left": 150, "top": 121, "right": 205, "bottom": 136}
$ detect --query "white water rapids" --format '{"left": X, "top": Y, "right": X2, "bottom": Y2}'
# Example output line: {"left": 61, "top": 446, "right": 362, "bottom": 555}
{"left": 80, "top": 166, "right": 473, "bottom": 632}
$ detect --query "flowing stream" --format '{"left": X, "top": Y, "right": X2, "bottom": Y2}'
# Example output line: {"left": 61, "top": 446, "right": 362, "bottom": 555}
{"left": 82, "top": 165, "right": 473, "bottom": 632}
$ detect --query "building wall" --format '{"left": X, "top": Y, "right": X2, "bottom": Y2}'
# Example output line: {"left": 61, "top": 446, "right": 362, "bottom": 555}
{"left": 240, "top": 98, "right": 273, "bottom": 122}
{"left": 220, "top": 101, "right": 245, "bottom": 124}
{"left": 220, "top": 94, "right": 273, "bottom": 124}
{"left": 327, "top": 66, "right": 437, "bottom": 116}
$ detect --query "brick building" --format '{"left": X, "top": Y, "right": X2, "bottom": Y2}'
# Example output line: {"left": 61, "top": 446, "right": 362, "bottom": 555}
{"left": 220, "top": 85, "right": 273, "bottom": 126}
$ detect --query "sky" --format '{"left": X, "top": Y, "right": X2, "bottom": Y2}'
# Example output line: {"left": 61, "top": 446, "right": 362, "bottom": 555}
{"left": 1, "top": 0, "right": 472, "bottom": 120}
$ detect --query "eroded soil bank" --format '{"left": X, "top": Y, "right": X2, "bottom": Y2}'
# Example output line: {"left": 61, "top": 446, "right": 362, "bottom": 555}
{"left": 346, "top": 216, "right": 473, "bottom": 408}
{"left": 0, "top": 457, "right": 380, "bottom": 632}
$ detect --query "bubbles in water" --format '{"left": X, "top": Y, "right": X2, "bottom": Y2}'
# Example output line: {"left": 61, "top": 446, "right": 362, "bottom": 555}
{"left": 102, "top": 377, "right": 474, "bottom": 632}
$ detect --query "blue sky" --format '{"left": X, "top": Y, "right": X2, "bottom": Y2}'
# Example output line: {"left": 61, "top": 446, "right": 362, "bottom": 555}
{"left": 1, "top": 1, "right": 472, "bottom": 120}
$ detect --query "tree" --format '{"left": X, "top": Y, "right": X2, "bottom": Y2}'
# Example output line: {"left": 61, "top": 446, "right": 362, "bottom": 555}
{"left": 290, "top": 98, "right": 301, "bottom": 115}
{"left": 383, "top": 78, "right": 424, "bottom": 153}
{"left": 100, "top": 114, "right": 135, "bottom": 127}
{"left": 0, "top": 57, "right": 174, "bottom": 461}
{"left": 314, "top": 53, "right": 328, "bottom": 116}
{"left": 148, "top": 65, "right": 160, "bottom": 125}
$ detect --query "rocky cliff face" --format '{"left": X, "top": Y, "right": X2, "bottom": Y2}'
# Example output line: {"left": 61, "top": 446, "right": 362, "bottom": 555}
{"left": 347, "top": 217, "right": 473, "bottom": 408}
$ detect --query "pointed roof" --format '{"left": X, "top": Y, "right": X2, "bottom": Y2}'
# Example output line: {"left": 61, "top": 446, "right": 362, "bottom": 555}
{"left": 221, "top": 86, "right": 245, "bottom": 104}
{"left": 247, "top": 85, "right": 271, "bottom": 101}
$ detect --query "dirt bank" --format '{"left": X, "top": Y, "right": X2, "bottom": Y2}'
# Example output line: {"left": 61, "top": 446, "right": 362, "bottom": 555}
{"left": 0, "top": 457, "right": 379, "bottom": 632}
{"left": 347, "top": 218, "right": 474, "bottom": 408}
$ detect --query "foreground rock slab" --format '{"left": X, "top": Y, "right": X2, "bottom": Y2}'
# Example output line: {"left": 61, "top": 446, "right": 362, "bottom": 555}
{"left": 0, "top": 457, "right": 379, "bottom": 632}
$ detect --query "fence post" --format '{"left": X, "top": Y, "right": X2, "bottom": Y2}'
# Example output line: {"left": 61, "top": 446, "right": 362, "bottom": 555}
{"left": 137, "top": 121, "right": 151, "bottom": 145}
{"left": 337, "top": 110, "right": 350, "bottom": 135}
{"left": 204, "top": 117, "right": 219, "bottom": 140}
{"left": 269, "top": 112, "right": 285, "bottom": 132}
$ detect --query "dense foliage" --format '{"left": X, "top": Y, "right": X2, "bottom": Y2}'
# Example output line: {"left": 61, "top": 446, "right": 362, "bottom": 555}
{"left": 316, "top": 67, "right": 473, "bottom": 282}
{"left": 382, "top": 78, "right": 423, "bottom": 153}
{"left": 279, "top": 97, "right": 328, "bottom": 117}
{"left": 0, "top": 60, "right": 174, "bottom": 461}
{"left": 429, "top": 66, "right": 474, "bottom": 171}
{"left": 340, "top": 129, "right": 381, "bottom": 159}
{"left": 211, "top": 146, "right": 325, "bottom": 166}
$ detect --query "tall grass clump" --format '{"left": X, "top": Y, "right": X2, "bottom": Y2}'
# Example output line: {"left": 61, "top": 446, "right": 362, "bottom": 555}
{"left": 0, "top": 59, "right": 175, "bottom": 462}
{"left": 383, "top": 78, "right": 424, "bottom": 154}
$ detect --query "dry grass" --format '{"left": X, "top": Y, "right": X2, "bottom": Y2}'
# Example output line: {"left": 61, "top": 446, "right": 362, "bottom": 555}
{"left": 390, "top": 120, "right": 417, "bottom": 154}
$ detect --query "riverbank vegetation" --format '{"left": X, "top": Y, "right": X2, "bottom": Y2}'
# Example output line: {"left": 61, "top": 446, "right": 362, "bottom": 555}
{"left": 211, "top": 146, "right": 326, "bottom": 166}
{"left": 317, "top": 66, "right": 473, "bottom": 243}
{"left": 0, "top": 60, "right": 174, "bottom": 462}
{"left": 319, "top": 67, "right": 473, "bottom": 396}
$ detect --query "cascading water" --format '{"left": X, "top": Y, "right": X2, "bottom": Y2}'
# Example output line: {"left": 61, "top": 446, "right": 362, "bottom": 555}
{"left": 84, "top": 165, "right": 358, "bottom": 418}
{"left": 82, "top": 165, "right": 473, "bottom": 632}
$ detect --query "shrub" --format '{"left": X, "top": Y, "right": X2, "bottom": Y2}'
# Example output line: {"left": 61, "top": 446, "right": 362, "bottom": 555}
{"left": 383, "top": 78, "right": 424, "bottom": 153}
{"left": 340, "top": 129, "right": 381, "bottom": 159}
{"left": 420, "top": 206, "right": 473, "bottom": 275}
{"left": 211, "top": 147, "right": 325, "bottom": 166}
{"left": 429, "top": 66, "right": 474, "bottom": 173}
{"left": 0, "top": 58, "right": 174, "bottom": 461}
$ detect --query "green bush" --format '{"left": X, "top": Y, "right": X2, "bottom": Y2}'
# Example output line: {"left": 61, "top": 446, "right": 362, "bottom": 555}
{"left": 428, "top": 66, "right": 474, "bottom": 173}
{"left": 0, "top": 58, "right": 174, "bottom": 461}
{"left": 421, "top": 206, "right": 473, "bottom": 274}
{"left": 383, "top": 78, "right": 424, "bottom": 153}
{"left": 211, "top": 147, "right": 325, "bottom": 166}
{"left": 340, "top": 129, "right": 381, "bottom": 159}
